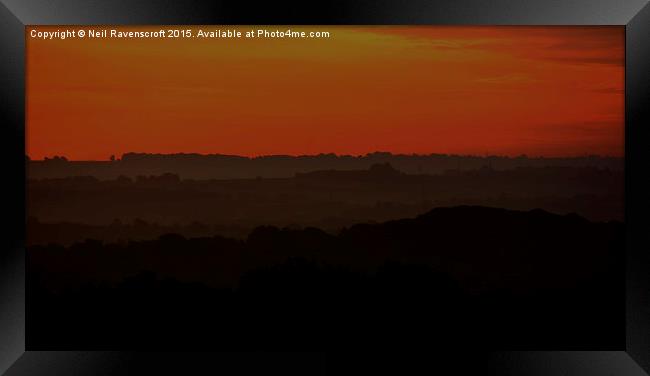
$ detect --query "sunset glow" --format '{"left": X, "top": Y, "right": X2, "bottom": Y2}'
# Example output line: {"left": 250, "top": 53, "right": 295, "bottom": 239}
{"left": 26, "top": 26, "right": 624, "bottom": 160}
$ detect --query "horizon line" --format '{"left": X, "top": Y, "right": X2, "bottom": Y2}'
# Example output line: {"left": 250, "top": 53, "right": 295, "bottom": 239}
{"left": 26, "top": 151, "right": 625, "bottom": 162}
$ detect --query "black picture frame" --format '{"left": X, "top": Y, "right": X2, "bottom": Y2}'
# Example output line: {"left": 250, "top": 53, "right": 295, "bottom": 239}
{"left": 1, "top": 0, "right": 649, "bottom": 374}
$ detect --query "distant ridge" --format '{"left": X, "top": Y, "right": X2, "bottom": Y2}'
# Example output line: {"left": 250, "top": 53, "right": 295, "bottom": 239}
{"left": 27, "top": 151, "right": 623, "bottom": 180}
{"left": 31, "top": 150, "right": 622, "bottom": 161}
{"left": 346, "top": 205, "right": 594, "bottom": 238}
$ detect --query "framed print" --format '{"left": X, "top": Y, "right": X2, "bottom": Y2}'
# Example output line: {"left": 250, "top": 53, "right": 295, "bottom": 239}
{"left": 1, "top": 0, "right": 649, "bottom": 374}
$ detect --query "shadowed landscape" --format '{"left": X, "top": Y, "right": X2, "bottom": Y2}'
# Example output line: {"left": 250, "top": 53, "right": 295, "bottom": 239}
{"left": 27, "top": 154, "right": 624, "bottom": 349}
{"left": 28, "top": 205, "right": 624, "bottom": 349}
{"left": 27, "top": 153, "right": 623, "bottom": 245}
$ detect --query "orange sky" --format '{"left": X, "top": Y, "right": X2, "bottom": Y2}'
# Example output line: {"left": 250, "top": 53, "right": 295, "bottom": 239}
{"left": 26, "top": 26, "right": 624, "bottom": 160}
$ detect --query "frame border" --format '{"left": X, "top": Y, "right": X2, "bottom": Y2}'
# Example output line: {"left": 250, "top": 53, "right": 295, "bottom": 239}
{"left": 1, "top": 1, "right": 649, "bottom": 374}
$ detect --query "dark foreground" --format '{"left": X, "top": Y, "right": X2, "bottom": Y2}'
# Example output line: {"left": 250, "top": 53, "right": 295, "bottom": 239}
{"left": 27, "top": 206, "right": 624, "bottom": 349}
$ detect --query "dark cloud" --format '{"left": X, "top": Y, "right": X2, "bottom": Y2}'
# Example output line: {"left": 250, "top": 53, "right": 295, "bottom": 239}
{"left": 363, "top": 26, "right": 624, "bottom": 67}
